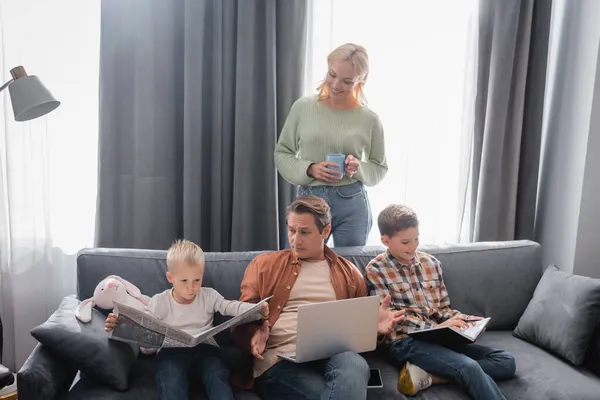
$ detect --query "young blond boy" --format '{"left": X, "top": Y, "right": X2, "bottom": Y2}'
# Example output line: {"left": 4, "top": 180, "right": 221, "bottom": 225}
{"left": 105, "top": 239, "right": 268, "bottom": 400}
{"left": 365, "top": 205, "right": 515, "bottom": 399}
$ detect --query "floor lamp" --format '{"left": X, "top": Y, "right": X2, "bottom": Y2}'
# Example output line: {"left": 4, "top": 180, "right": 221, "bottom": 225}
{"left": 0, "top": 65, "right": 60, "bottom": 399}
{"left": 0, "top": 66, "right": 60, "bottom": 121}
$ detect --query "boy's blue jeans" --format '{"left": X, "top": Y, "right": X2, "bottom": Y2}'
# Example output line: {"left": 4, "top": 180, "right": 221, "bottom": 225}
{"left": 297, "top": 181, "right": 372, "bottom": 247}
{"left": 254, "top": 351, "right": 370, "bottom": 400}
{"left": 387, "top": 337, "right": 516, "bottom": 400}
{"left": 155, "top": 344, "right": 233, "bottom": 400}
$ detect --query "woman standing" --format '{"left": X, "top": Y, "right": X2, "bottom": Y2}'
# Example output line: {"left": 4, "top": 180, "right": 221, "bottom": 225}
{"left": 274, "top": 43, "right": 387, "bottom": 247}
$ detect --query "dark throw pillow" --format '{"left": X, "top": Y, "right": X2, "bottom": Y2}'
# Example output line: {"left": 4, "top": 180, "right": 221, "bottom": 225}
{"left": 30, "top": 295, "right": 138, "bottom": 391}
{"left": 513, "top": 265, "right": 600, "bottom": 365}
{"left": 585, "top": 326, "right": 600, "bottom": 377}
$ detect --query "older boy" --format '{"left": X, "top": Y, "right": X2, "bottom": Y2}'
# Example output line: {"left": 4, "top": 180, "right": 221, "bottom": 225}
{"left": 365, "top": 205, "right": 515, "bottom": 399}
{"left": 105, "top": 239, "right": 268, "bottom": 400}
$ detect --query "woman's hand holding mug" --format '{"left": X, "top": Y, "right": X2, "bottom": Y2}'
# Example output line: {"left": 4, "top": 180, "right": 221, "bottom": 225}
{"left": 308, "top": 162, "right": 343, "bottom": 182}
{"left": 344, "top": 154, "right": 360, "bottom": 177}
{"left": 309, "top": 153, "right": 346, "bottom": 183}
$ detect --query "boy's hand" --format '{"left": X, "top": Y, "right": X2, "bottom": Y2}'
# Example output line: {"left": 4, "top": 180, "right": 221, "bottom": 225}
{"left": 250, "top": 320, "right": 270, "bottom": 360}
{"left": 104, "top": 313, "right": 118, "bottom": 332}
{"left": 377, "top": 295, "right": 406, "bottom": 334}
{"left": 439, "top": 314, "right": 471, "bottom": 330}
{"left": 259, "top": 302, "right": 269, "bottom": 319}
{"left": 458, "top": 313, "right": 483, "bottom": 322}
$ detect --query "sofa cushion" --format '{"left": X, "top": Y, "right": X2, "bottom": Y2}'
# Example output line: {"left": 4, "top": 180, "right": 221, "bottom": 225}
{"left": 363, "top": 331, "right": 600, "bottom": 399}
{"left": 513, "top": 265, "right": 600, "bottom": 365}
{"left": 30, "top": 295, "right": 138, "bottom": 391}
{"left": 16, "top": 343, "right": 77, "bottom": 400}
{"left": 64, "top": 332, "right": 600, "bottom": 400}
{"left": 585, "top": 326, "right": 600, "bottom": 377}
{"left": 76, "top": 248, "right": 267, "bottom": 346}
{"left": 336, "top": 241, "right": 543, "bottom": 331}
{"left": 77, "top": 240, "right": 544, "bottom": 336}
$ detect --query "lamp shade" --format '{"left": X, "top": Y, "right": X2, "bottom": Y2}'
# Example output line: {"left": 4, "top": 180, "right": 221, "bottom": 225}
{"left": 8, "top": 74, "right": 60, "bottom": 122}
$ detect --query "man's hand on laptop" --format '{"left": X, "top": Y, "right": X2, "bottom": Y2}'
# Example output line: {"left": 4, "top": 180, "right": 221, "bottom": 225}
{"left": 250, "top": 320, "right": 270, "bottom": 360}
{"left": 377, "top": 295, "right": 406, "bottom": 334}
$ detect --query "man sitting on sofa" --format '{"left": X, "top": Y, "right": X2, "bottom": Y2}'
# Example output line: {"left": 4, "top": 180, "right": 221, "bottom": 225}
{"left": 231, "top": 195, "right": 405, "bottom": 400}
{"left": 365, "top": 204, "right": 516, "bottom": 399}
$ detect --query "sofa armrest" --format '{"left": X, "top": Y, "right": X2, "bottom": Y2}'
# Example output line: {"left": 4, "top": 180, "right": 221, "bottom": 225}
{"left": 17, "top": 343, "right": 77, "bottom": 400}
{"left": 0, "top": 362, "right": 14, "bottom": 388}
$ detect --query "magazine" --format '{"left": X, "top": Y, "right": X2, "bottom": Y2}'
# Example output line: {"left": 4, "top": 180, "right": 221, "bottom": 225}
{"left": 109, "top": 296, "right": 272, "bottom": 348}
{"left": 407, "top": 317, "right": 491, "bottom": 346}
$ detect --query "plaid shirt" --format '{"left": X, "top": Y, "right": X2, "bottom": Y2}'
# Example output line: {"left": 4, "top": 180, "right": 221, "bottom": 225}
{"left": 365, "top": 250, "right": 460, "bottom": 343}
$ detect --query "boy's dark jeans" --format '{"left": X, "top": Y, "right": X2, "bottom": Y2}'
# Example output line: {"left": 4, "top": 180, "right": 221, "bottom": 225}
{"left": 387, "top": 337, "right": 516, "bottom": 400}
{"left": 155, "top": 343, "right": 233, "bottom": 400}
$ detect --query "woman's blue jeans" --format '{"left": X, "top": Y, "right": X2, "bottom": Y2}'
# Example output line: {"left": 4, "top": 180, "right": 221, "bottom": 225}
{"left": 297, "top": 181, "right": 372, "bottom": 247}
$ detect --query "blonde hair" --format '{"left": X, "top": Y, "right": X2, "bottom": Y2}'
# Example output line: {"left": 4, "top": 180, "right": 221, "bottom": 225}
{"left": 317, "top": 43, "right": 369, "bottom": 106}
{"left": 167, "top": 239, "right": 205, "bottom": 271}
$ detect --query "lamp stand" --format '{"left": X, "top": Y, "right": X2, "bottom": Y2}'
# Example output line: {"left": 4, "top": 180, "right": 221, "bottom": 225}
{"left": 0, "top": 67, "right": 27, "bottom": 94}
{"left": 0, "top": 79, "right": 12, "bottom": 93}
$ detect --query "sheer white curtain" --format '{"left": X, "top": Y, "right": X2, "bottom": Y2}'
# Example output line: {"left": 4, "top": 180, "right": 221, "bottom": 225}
{"left": 305, "top": 0, "right": 477, "bottom": 245}
{"left": 0, "top": 0, "right": 99, "bottom": 370}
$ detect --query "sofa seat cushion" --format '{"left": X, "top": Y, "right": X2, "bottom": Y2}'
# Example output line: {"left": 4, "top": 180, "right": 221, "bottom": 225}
{"left": 64, "top": 331, "right": 600, "bottom": 400}
{"left": 65, "top": 332, "right": 600, "bottom": 400}
{"left": 364, "top": 331, "right": 600, "bottom": 400}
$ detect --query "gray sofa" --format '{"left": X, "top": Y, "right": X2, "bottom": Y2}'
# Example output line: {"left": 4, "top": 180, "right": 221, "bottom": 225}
{"left": 17, "top": 240, "right": 600, "bottom": 399}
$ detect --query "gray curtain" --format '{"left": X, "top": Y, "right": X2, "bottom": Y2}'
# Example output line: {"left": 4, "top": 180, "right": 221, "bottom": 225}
{"left": 458, "top": 0, "right": 552, "bottom": 242}
{"left": 95, "top": 0, "right": 305, "bottom": 251}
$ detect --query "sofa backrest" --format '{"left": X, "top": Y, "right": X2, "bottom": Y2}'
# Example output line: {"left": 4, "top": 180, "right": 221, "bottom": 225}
{"left": 77, "top": 239, "right": 543, "bottom": 336}
{"left": 338, "top": 240, "right": 543, "bottom": 330}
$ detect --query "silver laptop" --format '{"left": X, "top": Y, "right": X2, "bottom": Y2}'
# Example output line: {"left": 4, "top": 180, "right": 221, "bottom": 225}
{"left": 278, "top": 295, "right": 380, "bottom": 363}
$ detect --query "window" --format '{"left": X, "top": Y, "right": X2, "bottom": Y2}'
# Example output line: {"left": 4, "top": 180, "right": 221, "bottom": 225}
{"left": 305, "top": 0, "right": 477, "bottom": 244}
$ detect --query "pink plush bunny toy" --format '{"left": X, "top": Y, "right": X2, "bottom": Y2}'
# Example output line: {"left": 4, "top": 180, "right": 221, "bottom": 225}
{"left": 75, "top": 275, "right": 150, "bottom": 323}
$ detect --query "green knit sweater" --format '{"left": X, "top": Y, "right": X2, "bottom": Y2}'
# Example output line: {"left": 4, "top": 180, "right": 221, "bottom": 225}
{"left": 274, "top": 95, "right": 388, "bottom": 187}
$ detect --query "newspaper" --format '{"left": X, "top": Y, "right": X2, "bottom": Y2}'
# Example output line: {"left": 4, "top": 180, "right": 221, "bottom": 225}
{"left": 109, "top": 296, "right": 272, "bottom": 348}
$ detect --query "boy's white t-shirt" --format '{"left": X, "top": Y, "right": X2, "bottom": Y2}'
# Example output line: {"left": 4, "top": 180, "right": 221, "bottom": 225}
{"left": 144, "top": 287, "right": 254, "bottom": 348}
